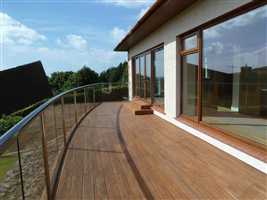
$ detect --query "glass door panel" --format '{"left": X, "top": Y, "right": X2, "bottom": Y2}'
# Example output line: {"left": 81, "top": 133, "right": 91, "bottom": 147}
{"left": 145, "top": 53, "right": 152, "bottom": 103}
{"left": 140, "top": 55, "right": 145, "bottom": 98}
{"left": 135, "top": 57, "right": 140, "bottom": 97}
{"left": 153, "top": 47, "right": 164, "bottom": 105}
{"left": 182, "top": 53, "right": 199, "bottom": 122}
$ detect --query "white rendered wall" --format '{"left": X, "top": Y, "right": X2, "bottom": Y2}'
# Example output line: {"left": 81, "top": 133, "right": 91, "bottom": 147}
{"left": 128, "top": 0, "right": 252, "bottom": 118}
{"left": 128, "top": 58, "right": 133, "bottom": 100}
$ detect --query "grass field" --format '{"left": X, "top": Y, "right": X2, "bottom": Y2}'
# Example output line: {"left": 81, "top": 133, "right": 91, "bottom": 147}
{"left": 0, "top": 155, "right": 17, "bottom": 182}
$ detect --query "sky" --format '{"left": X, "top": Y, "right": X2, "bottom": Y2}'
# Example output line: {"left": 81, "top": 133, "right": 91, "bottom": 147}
{"left": 0, "top": 0, "right": 155, "bottom": 74}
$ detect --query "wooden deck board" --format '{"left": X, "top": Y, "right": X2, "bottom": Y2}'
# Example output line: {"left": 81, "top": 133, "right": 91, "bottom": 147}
{"left": 56, "top": 102, "right": 267, "bottom": 200}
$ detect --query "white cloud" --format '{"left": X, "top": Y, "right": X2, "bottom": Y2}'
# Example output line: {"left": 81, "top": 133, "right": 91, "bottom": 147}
{"left": 110, "top": 27, "right": 127, "bottom": 43}
{"left": 233, "top": 45, "right": 267, "bottom": 68}
{"left": 0, "top": 13, "right": 126, "bottom": 74}
{"left": 207, "top": 42, "right": 224, "bottom": 55}
{"left": 138, "top": 7, "right": 149, "bottom": 19}
{"left": 223, "top": 6, "right": 267, "bottom": 29}
{"left": 100, "top": 0, "right": 154, "bottom": 8}
{"left": 57, "top": 34, "right": 88, "bottom": 51}
{"left": 204, "top": 5, "right": 267, "bottom": 39}
{"left": 0, "top": 12, "right": 46, "bottom": 46}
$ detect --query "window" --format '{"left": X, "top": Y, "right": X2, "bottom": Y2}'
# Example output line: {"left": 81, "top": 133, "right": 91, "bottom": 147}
{"left": 135, "top": 57, "right": 140, "bottom": 97}
{"left": 181, "top": 33, "right": 200, "bottom": 121}
{"left": 180, "top": 4, "right": 267, "bottom": 147}
{"left": 133, "top": 45, "right": 164, "bottom": 107}
{"left": 182, "top": 53, "right": 199, "bottom": 122}
{"left": 184, "top": 35, "right": 197, "bottom": 50}
{"left": 153, "top": 47, "right": 164, "bottom": 105}
{"left": 140, "top": 56, "right": 145, "bottom": 98}
{"left": 145, "top": 53, "right": 151, "bottom": 101}
{"left": 202, "top": 5, "right": 267, "bottom": 146}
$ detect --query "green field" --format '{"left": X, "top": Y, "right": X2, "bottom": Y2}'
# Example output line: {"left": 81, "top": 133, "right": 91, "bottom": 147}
{"left": 0, "top": 155, "right": 17, "bottom": 182}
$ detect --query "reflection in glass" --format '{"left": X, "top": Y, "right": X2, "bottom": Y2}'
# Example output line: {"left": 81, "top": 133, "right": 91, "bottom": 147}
{"left": 202, "top": 5, "right": 267, "bottom": 146}
{"left": 145, "top": 53, "right": 151, "bottom": 101}
{"left": 184, "top": 35, "right": 197, "bottom": 50}
{"left": 182, "top": 53, "right": 198, "bottom": 121}
{"left": 135, "top": 57, "right": 140, "bottom": 97}
{"left": 153, "top": 47, "right": 164, "bottom": 105}
{"left": 140, "top": 56, "right": 145, "bottom": 98}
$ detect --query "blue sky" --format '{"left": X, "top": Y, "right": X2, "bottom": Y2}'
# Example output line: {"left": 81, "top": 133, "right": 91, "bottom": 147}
{"left": 0, "top": 0, "right": 155, "bottom": 74}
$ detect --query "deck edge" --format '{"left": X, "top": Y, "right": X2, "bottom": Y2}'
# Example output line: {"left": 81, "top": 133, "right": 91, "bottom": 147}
{"left": 153, "top": 110, "right": 267, "bottom": 174}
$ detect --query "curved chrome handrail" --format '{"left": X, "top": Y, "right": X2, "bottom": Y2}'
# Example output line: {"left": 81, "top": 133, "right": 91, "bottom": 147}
{"left": 0, "top": 81, "right": 127, "bottom": 200}
{"left": 0, "top": 82, "right": 108, "bottom": 147}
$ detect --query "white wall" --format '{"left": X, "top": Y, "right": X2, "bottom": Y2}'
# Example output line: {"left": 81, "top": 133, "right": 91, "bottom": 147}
{"left": 128, "top": 0, "right": 252, "bottom": 118}
{"left": 128, "top": 57, "right": 133, "bottom": 100}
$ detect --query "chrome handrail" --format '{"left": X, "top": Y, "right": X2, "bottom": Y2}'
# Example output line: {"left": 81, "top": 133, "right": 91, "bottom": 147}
{"left": 0, "top": 81, "right": 127, "bottom": 200}
{"left": 0, "top": 82, "right": 106, "bottom": 147}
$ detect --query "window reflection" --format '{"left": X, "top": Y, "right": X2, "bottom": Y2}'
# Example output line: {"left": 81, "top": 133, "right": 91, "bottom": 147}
{"left": 182, "top": 53, "right": 198, "bottom": 121}
{"left": 184, "top": 35, "right": 197, "bottom": 50}
{"left": 145, "top": 53, "right": 151, "bottom": 100}
{"left": 140, "top": 56, "right": 145, "bottom": 98}
{"left": 153, "top": 47, "right": 164, "bottom": 105}
{"left": 135, "top": 57, "right": 140, "bottom": 97}
{"left": 202, "top": 5, "right": 267, "bottom": 146}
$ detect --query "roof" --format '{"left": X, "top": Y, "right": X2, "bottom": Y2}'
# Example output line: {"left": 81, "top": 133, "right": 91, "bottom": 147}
{"left": 0, "top": 61, "right": 52, "bottom": 115}
{"left": 114, "top": 0, "right": 197, "bottom": 51}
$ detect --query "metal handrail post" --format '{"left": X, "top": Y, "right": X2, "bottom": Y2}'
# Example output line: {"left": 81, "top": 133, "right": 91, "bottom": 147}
{"left": 40, "top": 113, "right": 51, "bottom": 200}
{"left": 60, "top": 97, "right": 67, "bottom": 146}
{"left": 16, "top": 137, "right": 25, "bottom": 200}
{"left": 74, "top": 91, "right": 78, "bottom": 124}
{"left": 84, "top": 88, "right": 87, "bottom": 112}
{"left": 53, "top": 104, "right": 59, "bottom": 152}
{"left": 93, "top": 87, "right": 96, "bottom": 103}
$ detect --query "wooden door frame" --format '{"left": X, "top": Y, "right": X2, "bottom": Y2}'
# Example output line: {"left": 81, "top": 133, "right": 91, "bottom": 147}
{"left": 179, "top": 31, "right": 201, "bottom": 122}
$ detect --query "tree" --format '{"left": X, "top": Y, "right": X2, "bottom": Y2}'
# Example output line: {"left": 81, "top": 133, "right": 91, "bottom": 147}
{"left": 48, "top": 62, "right": 127, "bottom": 93}
{"left": 76, "top": 66, "right": 99, "bottom": 86}
{"left": 48, "top": 71, "right": 75, "bottom": 93}
{"left": 98, "top": 61, "right": 128, "bottom": 83}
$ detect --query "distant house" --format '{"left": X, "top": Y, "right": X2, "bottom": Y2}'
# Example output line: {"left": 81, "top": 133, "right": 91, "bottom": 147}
{"left": 115, "top": 0, "right": 267, "bottom": 147}
{"left": 0, "top": 61, "right": 52, "bottom": 115}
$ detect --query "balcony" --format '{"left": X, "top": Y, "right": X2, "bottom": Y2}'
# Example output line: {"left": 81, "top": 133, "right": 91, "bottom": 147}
{"left": 0, "top": 83, "right": 266, "bottom": 200}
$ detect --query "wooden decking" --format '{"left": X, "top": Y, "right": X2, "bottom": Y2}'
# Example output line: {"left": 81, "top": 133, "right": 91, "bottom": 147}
{"left": 56, "top": 102, "right": 267, "bottom": 200}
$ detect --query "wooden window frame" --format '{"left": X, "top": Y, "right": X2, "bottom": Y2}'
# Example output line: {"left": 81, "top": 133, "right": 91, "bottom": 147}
{"left": 177, "top": 0, "right": 267, "bottom": 151}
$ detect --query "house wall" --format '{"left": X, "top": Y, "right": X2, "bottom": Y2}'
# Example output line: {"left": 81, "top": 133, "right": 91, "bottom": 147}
{"left": 128, "top": 0, "right": 252, "bottom": 118}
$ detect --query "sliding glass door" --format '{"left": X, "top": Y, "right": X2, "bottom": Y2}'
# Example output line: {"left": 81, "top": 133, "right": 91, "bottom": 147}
{"left": 140, "top": 56, "right": 145, "bottom": 98}
{"left": 153, "top": 47, "right": 164, "bottom": 105}
{"left": 145, "top": 53, "right": 152, "bottom": 103}
{"left": 202, "top": 5, "right": 267, "bottom": 146}
{"left": 180, "top": 4, "right": 267, "bottom": 147}
{"left": 135, "top": 57, "right": 140, "bottom": 97}
{"left": 133, "top": 46, "right": 164, "bottom": 106}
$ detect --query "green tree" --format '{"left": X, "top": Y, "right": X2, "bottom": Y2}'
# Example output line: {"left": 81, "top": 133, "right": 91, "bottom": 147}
{"left": 99, "top": 61, "right": 128, "bottom": 83}
{"left": 48, "top": 71, "right": 75, "bottom": 93}
{"left": 76, "top": 66, "right": 99, "bottom": 86}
